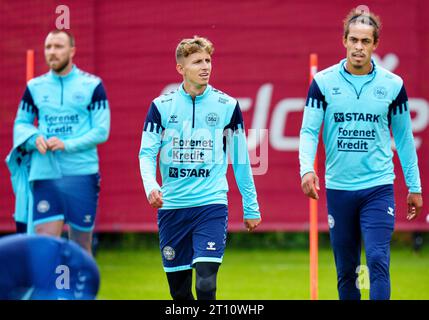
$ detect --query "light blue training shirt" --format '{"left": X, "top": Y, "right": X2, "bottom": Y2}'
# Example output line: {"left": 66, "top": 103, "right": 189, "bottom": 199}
{"left": 139, "top": 83, "right": 260, "bottom": 219}
{"left": 299, "top": 59, "right": 421, "bottom": 192}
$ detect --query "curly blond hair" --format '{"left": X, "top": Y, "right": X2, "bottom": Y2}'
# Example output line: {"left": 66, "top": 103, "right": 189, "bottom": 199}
{"left": 176, "top": 36, "right": 214, "bottom": 62}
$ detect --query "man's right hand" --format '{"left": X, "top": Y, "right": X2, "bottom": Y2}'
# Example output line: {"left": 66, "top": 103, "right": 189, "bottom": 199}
{"left": 301, "top": 172, "right": 320, "bottom": 200}
{"left": 148, "top": 189, "right": 163, "bottom": 209}
{"left": 35, "top": 136, "right": 49, "bottom": 155}
{"left": 407, "top": 193, "right": 423, "bottom": 221}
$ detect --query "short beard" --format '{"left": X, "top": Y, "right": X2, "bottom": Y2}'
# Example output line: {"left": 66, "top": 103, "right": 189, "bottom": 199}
{"left": 51, "top": 58, "right": 70, "bottom": 74}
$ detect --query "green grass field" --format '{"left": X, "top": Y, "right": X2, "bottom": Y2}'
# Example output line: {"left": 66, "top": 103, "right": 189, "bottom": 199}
{"left": 96, "top": 246, "right": 429, "bottom": 300}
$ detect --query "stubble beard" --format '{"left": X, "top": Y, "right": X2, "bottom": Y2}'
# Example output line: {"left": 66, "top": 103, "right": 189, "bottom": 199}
{"left": 50, "top": 57, "right": 70, "bottom": 74}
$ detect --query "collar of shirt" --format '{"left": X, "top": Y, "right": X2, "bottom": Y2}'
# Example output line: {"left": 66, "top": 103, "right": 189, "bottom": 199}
{"left": 49, "top": 64, "right": 78, "bottom": 81}
{"left": 339, "top": 58, "right": 377, "bottom": 90}
{"left": 178, "top": 82, "right": 212, "bottom": 102}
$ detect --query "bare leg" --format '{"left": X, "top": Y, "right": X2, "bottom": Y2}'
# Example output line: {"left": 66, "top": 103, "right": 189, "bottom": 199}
{"left": 35, "top": 220, "right": 64, "bottom": 237}
{"left": 69, "top": 228, "right": 93, "bottom": 256}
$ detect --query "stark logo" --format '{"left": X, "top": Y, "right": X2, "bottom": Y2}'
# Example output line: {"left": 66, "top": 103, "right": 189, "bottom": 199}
{"left": 334, "top": 113, "right": 345, "bottom": 122}
{"left": 37, "top": 200, "right": 50, "bottom": 213}
{"left": 163, "top": 246, "right": 175, "bottom": 260}
{"left": 169, "top": 167, "right": 179, "bottom": 178}
{"left": 206, "top": 242, "right": 216, "bottom": 251}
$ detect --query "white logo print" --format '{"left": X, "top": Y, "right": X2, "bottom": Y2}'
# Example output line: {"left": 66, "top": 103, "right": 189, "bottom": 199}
{"left": 37, "top": 200, "right": 50, "bottom": 213}
{"left": 328, "top": 215, "right": 335, "bottom": 229}
{"left": 205, "top": 113, "right": 219, "bottom": 126}
{"left": 76, "top": 283, "right": 85, "bottom": 291}
{"left": 84, "top": 215, "right": 92, "bottom": 223}
{"left": 163, "top": 246, "right": 175, "bottom": 261}
{"left": 206, "top": 242, "right": 216, "bottom": 251}
{"left": 387, "top": 207, "right": 395, "bottom": 216}
{"left": 73, "top": 271, "right": 88, "bottom": 299}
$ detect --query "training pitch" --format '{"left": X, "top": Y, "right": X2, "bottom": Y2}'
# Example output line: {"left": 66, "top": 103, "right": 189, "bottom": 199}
{"left": 96, "top": 246, "right": 429, "bottom": 300}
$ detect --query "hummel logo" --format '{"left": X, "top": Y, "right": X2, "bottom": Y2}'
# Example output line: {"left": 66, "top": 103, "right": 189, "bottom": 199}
{"left": 387, "top": 207, "right": 394, "bottom": 216}
{"left": 334, "top": 113, "right": 345, "bottom": 122}
{"left": 76, "top": 283, "right": 85, "bottom": 291}
{"left": 169, "top": 115, "right": 178, "bottom": 123}
{"left": 78, "top": 272, "right": 87, "bottom": 282}
{"left": 74, "top": 291, "right": 83, "bottom": 299}
{"left": 206, "top": 242, "right": 216, "bottom": 251}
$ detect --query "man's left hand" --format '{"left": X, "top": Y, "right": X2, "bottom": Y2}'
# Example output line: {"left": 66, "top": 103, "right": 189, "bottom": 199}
{"left": 407, "top": 193, "right": 423, "bottom": 221}
{"left": 244, "top": 218, "right": 261, "bottom": 232}
{"left": 46, "top": 137, "right": 65, "bottom": 151}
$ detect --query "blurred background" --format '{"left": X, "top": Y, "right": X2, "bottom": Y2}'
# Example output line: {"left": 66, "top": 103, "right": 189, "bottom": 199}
{"left": 0, "top": 1, "right": 428, "bottom": 299}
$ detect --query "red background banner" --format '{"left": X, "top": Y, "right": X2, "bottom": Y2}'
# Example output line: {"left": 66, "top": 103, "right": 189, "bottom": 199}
{"left": 1, "top": 1, "right": 428, "bottom": 232}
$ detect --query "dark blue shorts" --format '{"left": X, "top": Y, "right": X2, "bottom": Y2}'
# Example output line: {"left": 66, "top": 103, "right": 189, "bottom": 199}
{"left": 15, "top": 222, "right": 27, "bottom": 234}
{"left": 32, "top": 174, "right": 100, "bottom": 232}
{"left": 158, "top": 204, "right": 228, "bottom": 272}
{"left": 0, "top": 234, "right": 100, "bottom": 300}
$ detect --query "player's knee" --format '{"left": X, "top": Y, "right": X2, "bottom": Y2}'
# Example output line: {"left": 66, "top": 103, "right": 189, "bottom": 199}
{"left": 335, "top": 261, "right": 358, "bottom": 279}
{"left": 196, "top": 274, "right": 217, "bottom": 293}
{"left": 170, "top": 286, "right": 193, "bottom": 300}
{"left": 35, "top": 222, "right": 63, "bottom": 237}
{"left": 69, "top": 229, "right": 93, "bottom": 254}
{"left": 195, "top": 262, "right": 219, "bottom": 300}
{"left": 72, "top": 236, "right": 92, "bottom": 254}
{"left": 166, "top": 270, "right": 194, "bottom": 300}
{"left": 366, "top": 248, "right": 389, "bottom": 269}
